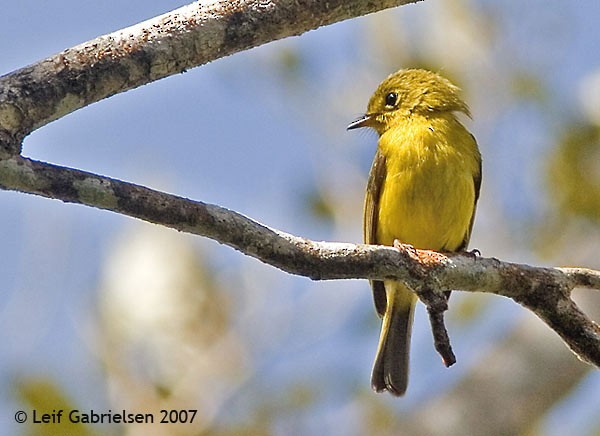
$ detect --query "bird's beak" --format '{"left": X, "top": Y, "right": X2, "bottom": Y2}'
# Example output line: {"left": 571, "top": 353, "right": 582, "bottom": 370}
{"left": 347, "top": 114, "right": 375, "bottom": 130}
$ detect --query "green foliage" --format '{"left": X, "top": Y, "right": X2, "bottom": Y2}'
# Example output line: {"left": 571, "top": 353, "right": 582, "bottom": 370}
{"left": 548, "top": 122, "right": 600, "bottom": 223}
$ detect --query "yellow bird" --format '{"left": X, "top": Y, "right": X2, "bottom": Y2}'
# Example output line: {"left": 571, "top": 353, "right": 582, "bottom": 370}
{"left": 348, "top": 69, "right": 481, "bottom": 396}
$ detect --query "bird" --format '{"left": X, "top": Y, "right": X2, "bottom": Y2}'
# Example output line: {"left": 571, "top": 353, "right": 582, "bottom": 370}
{"left": 347, "top": 68, "right": 481, "bottom": 396}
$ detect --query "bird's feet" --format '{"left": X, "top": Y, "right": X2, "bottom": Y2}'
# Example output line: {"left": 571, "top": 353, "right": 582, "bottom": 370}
{"left": 393, "top": 240, "right": 420, "bottom": 261}
{"left": 393, "top": 240, "right": 448, "bottom": 264}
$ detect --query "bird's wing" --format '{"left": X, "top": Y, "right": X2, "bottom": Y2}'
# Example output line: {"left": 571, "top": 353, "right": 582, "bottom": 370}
{"left": 459, "top": 135, "right": 482, "bottom": 251}
{"left": 364, "top": 148, "right": 388, "bottom": 318}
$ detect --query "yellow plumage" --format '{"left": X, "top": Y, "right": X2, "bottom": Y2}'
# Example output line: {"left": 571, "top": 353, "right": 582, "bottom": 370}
{"left": 377, "top": 113, "right": 479, "bottom": 249}
{"left": 348, "top": 69, "right": 481, "bottom": 396}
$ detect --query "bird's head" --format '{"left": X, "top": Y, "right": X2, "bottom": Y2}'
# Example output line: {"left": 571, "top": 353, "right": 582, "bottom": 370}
{"left": 347, "top": 69, "right": 470, "bottom": 135}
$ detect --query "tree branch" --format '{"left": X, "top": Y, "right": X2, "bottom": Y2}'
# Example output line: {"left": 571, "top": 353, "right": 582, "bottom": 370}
{"left": 1, "top": 155, "right": 599, "bottom": 368}
{"left": 0, "top": 0, "right": 420, "bottom": 153}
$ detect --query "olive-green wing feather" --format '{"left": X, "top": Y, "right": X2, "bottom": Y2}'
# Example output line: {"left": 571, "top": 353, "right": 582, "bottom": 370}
{"left": 364, "top": 149, "right": 387, "bottom": 318}
{"left": 458, "top": 135, "right": 482, "bottom": 251}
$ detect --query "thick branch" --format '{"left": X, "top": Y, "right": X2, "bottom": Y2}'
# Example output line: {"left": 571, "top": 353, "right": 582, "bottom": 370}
{"left": 0, "top": 0, "right": 420, "bottom": 151}
{"left": 1, "top": 155, "right": 599, "bottom": 367}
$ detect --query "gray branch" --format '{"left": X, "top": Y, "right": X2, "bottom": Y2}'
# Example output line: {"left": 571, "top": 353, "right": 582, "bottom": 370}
{"left": 0, "top": 0, "right": 420, "bottom": 153}
{"left": 0, "top": 155, "right": 599, "bottom": 368}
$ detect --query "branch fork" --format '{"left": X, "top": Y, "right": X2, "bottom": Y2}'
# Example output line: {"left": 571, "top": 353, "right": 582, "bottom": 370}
{"left": 393, "top": 242, "right": 461, "bottom": 367}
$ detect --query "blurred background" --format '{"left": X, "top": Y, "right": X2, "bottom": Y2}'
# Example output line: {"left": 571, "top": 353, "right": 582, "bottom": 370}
{"left": 1, "top": 0, "right": 600, "bottom": 435}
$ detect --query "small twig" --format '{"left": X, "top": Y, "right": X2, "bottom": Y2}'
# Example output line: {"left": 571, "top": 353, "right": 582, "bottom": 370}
{"left": 391, "top": 242, "right": 457, "bottom": 365}
{"left": 421, "top": 288, "right": 456, "bottom": 367}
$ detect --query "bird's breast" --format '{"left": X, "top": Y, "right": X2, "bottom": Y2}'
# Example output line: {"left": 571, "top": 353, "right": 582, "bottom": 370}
{"left": 376, "top": 118, "right": 477, "bottom": 251}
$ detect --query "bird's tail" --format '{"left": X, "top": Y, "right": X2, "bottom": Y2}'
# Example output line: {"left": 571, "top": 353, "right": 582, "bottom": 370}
{"left": 371, "top": 281, "right": 416, "bottom": 396}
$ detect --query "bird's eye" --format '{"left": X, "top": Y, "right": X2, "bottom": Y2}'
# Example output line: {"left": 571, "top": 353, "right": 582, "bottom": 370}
{"left": 385, "top": 92, "right": 398, "bottom": 107}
